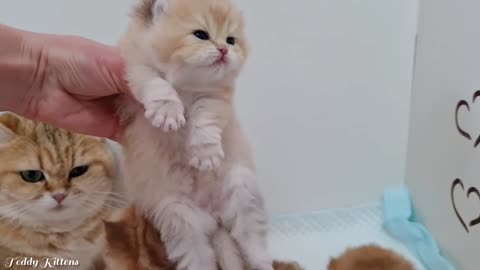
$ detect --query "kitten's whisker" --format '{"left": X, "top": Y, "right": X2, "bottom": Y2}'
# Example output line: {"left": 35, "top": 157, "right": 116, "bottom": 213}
{"left": 82, "top": 197, "right": 128, "bottom": 208}
{"left": 88, "top": 193, "right": 127, "bottom": 200}
{"left": 104, "top": 198, "right": 129, "bottom": 205}
{"left": 0, "top": 196, "right": 38, "bottom": 206}
{"left": 79, "top": 199, "right": 115, "bottom": 210}
{"left": 83, "top": 193, "right": 129, "bottom": 206}
{"left": 0, "top": 202, "right": 28, "bottom": 213}
{"left": 4, "top": 210, "right": 34, "bottom": 234}
{"left": 81, "top": 198, "right": 128, "bottom": 208}
{"left": 77, "top": 190, "right": 126, "bottom": 199}
{"left": 87, "top": 191, "right": 127, "bottom": 200}
{"left": 0, "top": 204, "right": 30, "bottom": 223}
{"left": 69, "top": 192, "right": 128, "bottom": 208}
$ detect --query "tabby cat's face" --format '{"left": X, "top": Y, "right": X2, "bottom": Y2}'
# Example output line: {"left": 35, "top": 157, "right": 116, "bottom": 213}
{"left": 0, "top": 113, "right": 116, "bottom": 228}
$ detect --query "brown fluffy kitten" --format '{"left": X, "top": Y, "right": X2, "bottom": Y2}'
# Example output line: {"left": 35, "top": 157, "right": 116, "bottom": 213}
{"left": 328, "top": 245, "right": 415, "bottom": 270}
{"left": 0, "top": 113, "right": 124, "bottom": 270}
{"left": 103, "top": 206, "right": 303, "bottom": 270}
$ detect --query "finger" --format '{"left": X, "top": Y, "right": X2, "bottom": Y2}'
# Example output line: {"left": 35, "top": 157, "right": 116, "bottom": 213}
{"left": 65, "top": 98, "right": 120, "bottom": 139}
{"left": 41, "top": 97, "right": 120, "bottom": 139}
{"left": 57, "top": 52, "right": 127, "bottom": 99}
{"left": 95, "top": 52, "right": 130, "bottom": 94}
{"left": 48, "top": 36, "right": 130, "bottom": 98}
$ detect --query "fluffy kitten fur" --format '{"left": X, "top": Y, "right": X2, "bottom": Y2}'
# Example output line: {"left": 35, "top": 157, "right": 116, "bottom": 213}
{"left": 0, "top": 113, "right": 123, "bottom": 270}
{"left": 103, "top": 206, "right": 303, "bottom": 270}
{"left": 328, "top": 245, "right": 415, "bottom": 270}
{"left": 117, "top": 0, "right": 272, "bottom": 270}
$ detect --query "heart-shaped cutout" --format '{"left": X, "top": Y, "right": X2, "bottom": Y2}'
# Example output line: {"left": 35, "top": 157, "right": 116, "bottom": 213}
{"left": 451, "top": 178, "right": 480, "bottom": 233}
{"left": 455, "top": 90, "right": 480, "bottom": 147}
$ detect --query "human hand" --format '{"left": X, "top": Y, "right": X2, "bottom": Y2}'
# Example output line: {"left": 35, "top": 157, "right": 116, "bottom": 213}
{"left": 0, "top": 25, "right": 129, "bottom": 140}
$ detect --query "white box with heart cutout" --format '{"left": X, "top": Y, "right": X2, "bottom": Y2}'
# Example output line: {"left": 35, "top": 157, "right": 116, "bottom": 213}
{"left": 405, "top": 0, "right": 480, "bottom": 269}
{"left": 1, "top": 0, "right": 479, "bottom": 269}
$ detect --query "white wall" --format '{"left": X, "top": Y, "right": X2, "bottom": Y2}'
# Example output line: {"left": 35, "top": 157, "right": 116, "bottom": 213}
{"left": 406, "top": 0, "right": 480, "bottom": 268}
{"left": 0, "top": 0, "right": 418, "bottom": 215}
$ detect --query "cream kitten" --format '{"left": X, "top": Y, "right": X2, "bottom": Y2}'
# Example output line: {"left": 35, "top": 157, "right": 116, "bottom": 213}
{"left": 117, "top": 0, "right": 272, "bottom": 270}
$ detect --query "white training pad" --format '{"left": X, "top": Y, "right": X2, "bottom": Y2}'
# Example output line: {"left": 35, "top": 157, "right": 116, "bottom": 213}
{"left": 268, "top": 203, "right": 426, "bottom": 270}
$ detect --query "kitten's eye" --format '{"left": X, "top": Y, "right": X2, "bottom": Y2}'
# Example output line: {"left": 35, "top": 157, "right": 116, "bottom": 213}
{"left": 193, "top": 30, "right": 210, "bottom": 40}
{"left": 226, "top": 36, "right": 236, "bottom": 45}
{"left": 69, "top": 165, "right": 89, "bottom": 179}
{"left": 20, "top": 170, "right": 45, "bottom": 183}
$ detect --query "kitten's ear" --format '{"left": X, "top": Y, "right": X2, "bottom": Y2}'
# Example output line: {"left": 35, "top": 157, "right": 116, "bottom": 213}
{"left": 152, "top": 0, "right": 171, "bottom": 20}
{"left": 0, "top": 113, "right": 19, "bottom": 144}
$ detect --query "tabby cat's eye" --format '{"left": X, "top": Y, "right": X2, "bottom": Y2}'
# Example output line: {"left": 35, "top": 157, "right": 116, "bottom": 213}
{"left": 69, "top": 165, "right": 89, "bottom": 179}
{"left": 20, "top": 170, "right": 45, "bottom": 183}
{"left": 226, "top": 36, "right": 236, "bottom": 45}
{"left": 193, "top": 30, "right": 210, "bottom": 40}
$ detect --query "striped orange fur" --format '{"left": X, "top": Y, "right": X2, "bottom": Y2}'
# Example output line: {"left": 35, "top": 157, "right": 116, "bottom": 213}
{"left": 0, "top": 113, "right": 123, "bottom": 270}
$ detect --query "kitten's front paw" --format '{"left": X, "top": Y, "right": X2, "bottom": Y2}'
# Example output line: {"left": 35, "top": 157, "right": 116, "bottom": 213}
{"left": 189, "top": 143, "right": 225, "bottom": 171}
{"left": 144, "top": 100, "right": 186, "bottom": 132}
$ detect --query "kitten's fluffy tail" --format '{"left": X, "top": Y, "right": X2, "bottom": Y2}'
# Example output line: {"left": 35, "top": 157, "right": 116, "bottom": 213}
{"left": 213, "top": 228, "right": 244, "bottom": 270}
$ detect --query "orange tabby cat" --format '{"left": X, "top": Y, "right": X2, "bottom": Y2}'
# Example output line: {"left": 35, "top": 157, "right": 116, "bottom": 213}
{"left": 0, "top": 113, "right": 124, "bottom": 270}
{"left": 103, "top": 206, "right": 304, "bottom": 270}
{"left": 328, "top": 245, "right": 415, "bottom": 270}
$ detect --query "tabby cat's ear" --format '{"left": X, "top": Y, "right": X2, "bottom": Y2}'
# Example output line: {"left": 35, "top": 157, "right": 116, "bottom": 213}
{"left": 0, "top": 124, "right": 15, "bottom": 144}
{"left": 0, "top": 113, "right": 18, "bottom": 144}
{"left": 152, "top": 0, "right": 171, "bottom": 20}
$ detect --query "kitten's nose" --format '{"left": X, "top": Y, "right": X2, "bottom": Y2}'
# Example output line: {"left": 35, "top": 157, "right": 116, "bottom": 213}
{"left": 52, "top": 193, "right": 67, "bottom": 204}
{"left": 217, "top": 46, "right": 228, "bottom": 56}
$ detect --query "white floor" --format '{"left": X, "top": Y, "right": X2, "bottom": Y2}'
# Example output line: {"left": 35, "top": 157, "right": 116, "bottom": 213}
{"left": 268, "top": 203, "right": 425, "bottom": 270}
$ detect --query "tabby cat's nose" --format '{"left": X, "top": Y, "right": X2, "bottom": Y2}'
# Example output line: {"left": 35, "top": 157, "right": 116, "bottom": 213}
{"left": 52, "top": 193, "right": 67, "bottom": 204}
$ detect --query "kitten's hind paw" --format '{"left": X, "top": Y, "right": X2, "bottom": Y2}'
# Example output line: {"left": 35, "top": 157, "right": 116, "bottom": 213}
{"left": 189, "top": 143, "right": 225, "bottom": 171}
{"left": 144, "top": 100, "right": 186, "bottom": 132}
